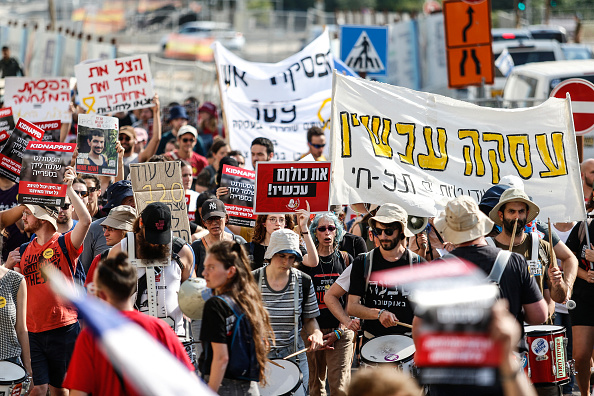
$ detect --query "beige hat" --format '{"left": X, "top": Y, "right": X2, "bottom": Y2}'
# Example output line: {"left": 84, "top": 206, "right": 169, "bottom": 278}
{"left": 488, "top": 188, "right": 540, "bottom": 226}
{"left": 264, "top": 228, "right": 303, "bottom": 261}
{"left": 24, "top": 204, "right": 58, "bottom": 230}
{"left": 368, "top": 203, "right": 413, "bottom": 237}
{"left": 434, "top": 196, "right": 494, "bottom": 245}
{"left": 101, "top": 205, "right": 137, "bottom": 231}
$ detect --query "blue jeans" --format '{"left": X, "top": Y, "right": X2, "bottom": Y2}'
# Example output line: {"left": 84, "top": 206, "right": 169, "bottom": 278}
{"left": 554, "top": 312, "right": 574, "bottom": 394}
{"left": 204, "top": 375, "right": 260, "bottom": 396}
{"left": 268, "top": 336, "right": 308, "bottom": 396}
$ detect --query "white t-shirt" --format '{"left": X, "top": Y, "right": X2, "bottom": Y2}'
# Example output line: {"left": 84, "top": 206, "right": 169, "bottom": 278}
{"left": 334, "top": 264, "right": 353, "bottom": 292}
{"left": 553, "top": 224, "right": 576, "bottom": 315}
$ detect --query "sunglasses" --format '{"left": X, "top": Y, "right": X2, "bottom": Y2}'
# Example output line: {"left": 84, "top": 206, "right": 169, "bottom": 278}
{"left": 182, "top": 138, "right": 195, "bottom": 143}
{"left": 310, "top": 143, "right": 325, "bottom": 149}
{"left": 118, "top": 135, "right": 131, "bottom": 141}
{"left": 60, "top": 203, "right": 71, "bottom": 211}
{"left": 372, "top": 228, "right": 397, "bottom": 236}
{"left": 75, "top": 190, "right": 89, "bottom": 198}
{"left": 88, "top": 187, "right": 98, "bottom": 193}
{"left": 317, "top": 225, "right": 336, "bottom": 232}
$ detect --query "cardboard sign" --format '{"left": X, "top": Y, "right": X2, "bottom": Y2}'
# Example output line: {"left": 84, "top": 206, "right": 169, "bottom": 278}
{"left": 34, "top": 120, "right": 61, "bottom": 142}
{"left": 0, "top": 108, "right": 15, "bottom": 146}
{"left": 74, "top": 54, "right": 154, "bottom": 115}
{"left": 130, "top": 161, "right": 191, "bottom": 243}
{"left": 254, "top": 161, "right": 331, "bottom": 214}
{"left": 75, "top": 114, "right": 118, "bottom": 176}
{"left": 18, "top": 142, "right": 76, "bottom": 206}
{"left": 219, "top": 165, "right": 256, "bottom": 227}
{"left": 0, "top": 119, "right": 44, "bottom": 182}
{"left": 3, "top": 77, "right": 71, "bottom": 123}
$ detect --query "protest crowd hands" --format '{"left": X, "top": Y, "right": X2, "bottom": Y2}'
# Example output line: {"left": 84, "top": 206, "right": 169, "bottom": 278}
{"left": 4, "top": 248, "right": 20, "bottom": 270}
{"left": 215, "top": 186, "right": 229, "bottom": 199}
{"left": 296, "top": 200, "right": 311, "bottom": 234}
{"left": 379, "top": 309, "right": 399, "bottom": 328}
{"left": 62, "top": 166, "right": 76, "bottom": 187}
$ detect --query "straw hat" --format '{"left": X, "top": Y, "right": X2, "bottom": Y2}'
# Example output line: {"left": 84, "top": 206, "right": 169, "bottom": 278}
{"left": 368, "top": 203, "right": 414, "bottom": 237}
{"left": 434, "top": 196, "right": 494, "bottom": 245}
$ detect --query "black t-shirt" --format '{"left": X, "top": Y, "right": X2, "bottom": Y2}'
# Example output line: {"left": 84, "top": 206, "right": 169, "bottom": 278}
{"left": 299, "top": 251, "right": 352, "bottom": 329}
{"left": 199, "top": 296, "right": 235, "bottom": 376}
{"left": 191, "top": 234, "right": 247, "bottom": 277}
{"left": 339, "top": 232, "right": 367, "bottom": 259}
{"left": 447, "top": 245, "right": 542, "bottom": 324}
{"left": 349, "top": 248, "right": 425, "bottom": 337}
{"left": 565, "top": 220, "right": 594, "bottom": 298}
{"left": 247, "top": 242, "right": 267, "bottom": 270}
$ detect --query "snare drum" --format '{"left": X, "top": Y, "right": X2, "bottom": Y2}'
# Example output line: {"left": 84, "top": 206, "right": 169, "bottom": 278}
{"left": 0, "top": 360, "right": 28, "bottom": 396}
{"left": 360, "top": 335, "right": 416, "bottom": 375}
{"left": 258, "top": 359, "right": 303, "bottom": 396}
{"left": 524, "top": 325, "right": 570, "bottom": 386}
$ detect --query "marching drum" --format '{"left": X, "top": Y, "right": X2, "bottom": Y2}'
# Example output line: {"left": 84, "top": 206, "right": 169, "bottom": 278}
{"left": 258, "top": 359, "right": 303, "bottom": 396}
{"left": 0, "top": 361, "right": 29, "bottom": 396}
{"left": 360, "top": 335, "right": 416, "bottom": 375}
{"left": 524, "top": 325, "right": 572, "bottom": 386}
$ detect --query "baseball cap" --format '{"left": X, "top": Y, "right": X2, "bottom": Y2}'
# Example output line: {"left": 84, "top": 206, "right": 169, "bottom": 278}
{"left": 24, "top": 204, "right": 58, "bottom": 230}
{"left": 119, "top": 126, "right": 136, "bottom": 140}
{"left": 264, "top": 229, "right": 303, "bottom": 261}
{"left": 141, "top": 202, "right": 171, "bottom": 245}
{"left": 198, "top": 102, "right": 217, "bottom": 118}
{"left": 101, "top": 205, "right": 136, "bottom": 231}
{"left": 134, "top": 127, "right": 148, "bottom": 143}
{"left": 178, "top": 125, "right": 198, "bottom": 139}
{"left": 369, "top": 203, "right": 414, "bottom": 237}
{"left": 434, "top": 196, "right": 494, "bottom": 245}
{"left": 103, "top": 180, "right": 134, "bottom": 210}
{"left": 201, "top": 198, "right": 226, "bottom": 221}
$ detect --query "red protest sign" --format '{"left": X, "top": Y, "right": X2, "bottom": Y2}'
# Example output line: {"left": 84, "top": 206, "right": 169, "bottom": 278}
{"left": 254, "top": 161, "right": 331, "bottom": 214}
{"left": 0, "top": 119, "right": 44, "bottom": 182}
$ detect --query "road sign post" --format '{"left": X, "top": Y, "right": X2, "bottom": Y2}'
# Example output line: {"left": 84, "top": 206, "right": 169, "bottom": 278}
{"left": 443, "top": 0, "right": 494, "bottom": 89}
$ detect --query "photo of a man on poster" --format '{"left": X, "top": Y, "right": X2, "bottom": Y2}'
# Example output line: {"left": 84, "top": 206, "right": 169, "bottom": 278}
{"left": 83, "top": 129, "right": 108, "bottom": 167}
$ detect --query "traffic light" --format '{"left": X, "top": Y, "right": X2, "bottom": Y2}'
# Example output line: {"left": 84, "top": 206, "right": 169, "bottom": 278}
{"left": 518, "top": 0, "right": 526, "bottom": 10}
{"left": 550, "top": 0, "right": 557, "bottom": 6}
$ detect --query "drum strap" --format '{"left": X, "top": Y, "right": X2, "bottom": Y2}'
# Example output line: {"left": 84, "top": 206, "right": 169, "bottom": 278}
{"left": 485, "top": 237, "right": 496, "bottom": 248}
{"left": 293, "top": 270, "right": 299, "bottom": 353}
{"left": 363, "top": 249, "right": 375, "bottom": 296}
{"left": 530, "top": 232, "right": 539, "bottom": 262}
{"left": 487, "top": 250, "right": 512, "bottom": 285}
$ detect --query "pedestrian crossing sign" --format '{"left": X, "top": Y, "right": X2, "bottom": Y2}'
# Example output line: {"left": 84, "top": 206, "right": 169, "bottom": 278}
{"left": 340, "top": 25, "right": 388, "bottom": 76}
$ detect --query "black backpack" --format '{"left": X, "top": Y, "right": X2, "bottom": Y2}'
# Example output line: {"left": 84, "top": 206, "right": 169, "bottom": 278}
{"left": 205, "top": 294, "right": 260, "bottom": 382}
{"left": 20, "top": 235, "right": 86, "bottom": 291}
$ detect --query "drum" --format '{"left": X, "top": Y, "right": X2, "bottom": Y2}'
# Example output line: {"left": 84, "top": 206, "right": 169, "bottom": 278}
{"left": 0, "top": 360, "right": 28, "bottom": 396}
{"left": 258, "top": 359, "right": 302, "bottom": 396}
{"left": 178, "top": 278, "right": 212, "bottom": 320}
{"left": 524, "top": 325, "right": 570, "bottom": 386}
{"left": 360, "top": 335, "right": 416, "bottom": 375}
{"left": 178, "top": 335, "right": 197, "bottom": 366}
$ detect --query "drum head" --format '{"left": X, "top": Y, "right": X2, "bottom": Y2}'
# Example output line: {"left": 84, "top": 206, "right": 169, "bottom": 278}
{"left": 178, "top": 278, "right": 212, "bottom": 320}
{"left": 0, "top": 361, "right": 26, "bottom": 384}
{"left": 361, "top": 335, "right": 415, "bottom": 364}
{"left": 525, "top": 325, "right": 564, "bottom": 336}
{"left": 258, "top": 359, "right": 302, "bottom": 396}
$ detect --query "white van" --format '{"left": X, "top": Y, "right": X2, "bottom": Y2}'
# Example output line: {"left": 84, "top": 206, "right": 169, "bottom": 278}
{"left": 502, "top": 59, "right": 594, "bottom": 159}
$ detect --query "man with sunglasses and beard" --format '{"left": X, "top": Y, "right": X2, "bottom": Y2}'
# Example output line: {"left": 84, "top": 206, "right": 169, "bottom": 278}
{"left": 348, "top": 204, "right": 425, "bottom": 340}
{"left": 300, "top": 126, "right": 327, "bottom": 161}
{"left": 108, "top": 202, "right": 194, "bottom": 336}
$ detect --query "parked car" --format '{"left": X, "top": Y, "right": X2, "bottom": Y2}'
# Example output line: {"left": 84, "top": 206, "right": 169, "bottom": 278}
{"left": 491, "top": 28, "right": 532, "bottom": 42}
{"left": 160, "top": 21, "right": 246, "bottom": 60}
{"left": 561, "top": 43, "right": 594, "bottom": 60}
{"left": 527, "top": 25, "right": 568, "bottom": 43}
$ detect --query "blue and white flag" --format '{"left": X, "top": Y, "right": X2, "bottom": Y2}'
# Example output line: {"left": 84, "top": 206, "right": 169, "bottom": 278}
{"left": 333, "top": 57, "right": 359, "bottom": 77}
{"left": 495, "top": 48, "right": 514, "bottom": 77}
{"left": 45, "top": 267, "right": 214, "bottom": 396}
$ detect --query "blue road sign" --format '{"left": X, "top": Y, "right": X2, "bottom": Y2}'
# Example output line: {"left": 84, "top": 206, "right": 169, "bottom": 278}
{"left": 340, "top": 25, "right": 388, "bottom": 77}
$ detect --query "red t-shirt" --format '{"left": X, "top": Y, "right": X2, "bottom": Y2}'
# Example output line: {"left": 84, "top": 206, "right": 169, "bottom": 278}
{"left": 63, "top": 310, "right": 194, "bottom": 395}
{"left": 84, "top": 253, "right": 102, "bottom": 287}
{"left": 166, "top": 150, "right": 208, "bottom": 177}
{"left": 16, "top": 232, "right": 82, "bottom": 333}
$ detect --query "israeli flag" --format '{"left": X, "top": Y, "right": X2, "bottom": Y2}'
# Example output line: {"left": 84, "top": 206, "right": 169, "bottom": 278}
{"left": 45, "top": 267, "right": 214, "bottom": 396}
{"left": 495, "top": 48, "right": 515, "bottom": 77}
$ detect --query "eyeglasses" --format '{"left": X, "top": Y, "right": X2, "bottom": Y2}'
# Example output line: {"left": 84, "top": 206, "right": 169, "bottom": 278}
{"left": 182, "top": 138, "right": 195, "bottom": 143}
{"left": 88, "top": 187, "right": 98, "bottom": 193}
{"left": 267, "top": 217, "right": 285, "bottom": 224}
{"left": 118, "top": 135, "right": 131, "bottom": 141}
{"left": 74, "top": 190, "right": 89, "bottom": 198}
{"left": 317, "top": 225, "right": 336, "bottom": 232}
{"left": 102, "top": 226, "right": 119, "bottom": 233}
{"left": 60, "top": 203, "right": 71, "bottom": 211}
{"left": 372, "top": 228, "right": 397, "bottom": 236}
{"left": 310, "top": 143, "right": 325, "bottom": 149}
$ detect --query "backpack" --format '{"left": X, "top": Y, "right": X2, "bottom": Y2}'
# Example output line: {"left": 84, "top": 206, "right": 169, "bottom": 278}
{"left": 20, "top": 235, "right": 86, "bottom": 291}
{"left": 203, "top": 294, "right": 260, "bottom": 382}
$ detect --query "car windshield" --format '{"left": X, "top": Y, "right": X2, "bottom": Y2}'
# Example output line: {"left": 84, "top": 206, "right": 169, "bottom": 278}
{"left": 508, "top": 51, "right": 557, "bottom": 65}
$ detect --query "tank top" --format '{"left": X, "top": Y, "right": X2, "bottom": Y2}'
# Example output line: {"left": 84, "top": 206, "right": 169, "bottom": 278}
{"left": 0, "top": 270, "right": 24, "bottom": 360}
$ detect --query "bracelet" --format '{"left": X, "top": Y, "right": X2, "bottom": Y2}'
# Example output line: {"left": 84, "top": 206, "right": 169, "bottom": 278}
{"left": 378, "top": 309, "right": 386, "bottom": 320}
{"left": 301, "top": 232, "right": 309, "bottom": 235}
{"left": 334, "top": 330, "right": 341, "bottom": 340}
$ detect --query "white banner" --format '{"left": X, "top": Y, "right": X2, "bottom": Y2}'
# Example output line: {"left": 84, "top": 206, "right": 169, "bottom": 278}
{"left": 214, "top": 32, "right": 334, "bottom": 165}
{"left": 74, "top": 54, "right": 153, "bottom": 115}
{"left": 4, "top": 77, "right": 71, "bottom": 123}
{"left": 330, "top": 73, "right": 585, "bottom": 222}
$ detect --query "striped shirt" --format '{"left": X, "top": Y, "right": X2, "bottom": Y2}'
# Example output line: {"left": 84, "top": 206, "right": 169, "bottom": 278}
{"left": 253, "top": 267, "right": 319, "bottom": 349}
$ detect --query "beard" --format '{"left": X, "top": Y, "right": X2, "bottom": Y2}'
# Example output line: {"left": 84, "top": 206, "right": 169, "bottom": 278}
{"left": 136, "top": 232, "right": 170, "bottom": 260}
{"left": 24, "top": 218, "right": 43, "bottom": 233}
{"left": 503, "top": 217, "right": 527, "bottom": 236}
{"left": 379, "top": 237, "right": 400, "bottom": 251}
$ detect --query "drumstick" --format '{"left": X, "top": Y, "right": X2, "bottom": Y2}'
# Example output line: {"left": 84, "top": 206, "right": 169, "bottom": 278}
{"left": 269, "top": 360, "right": 285, "bottom": 369}
{"left": 283, "top": 347, "right": 308, "bottom": 360}
{"left": 547, "top": 218, "right": 558, "bottom": 268}
{"left": 509, "top": 218, "right": 518, "bottom": 251}
{"left": 396, "top": 321, "right": 413, "bottom": 329}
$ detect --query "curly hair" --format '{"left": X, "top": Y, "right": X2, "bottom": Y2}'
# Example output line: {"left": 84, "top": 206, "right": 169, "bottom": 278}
{"left": 309, "top": 212, "right": 345, "bottom": 250}
{"left": 251, "top": 214, "right": 295, "bottom": 244}
{"left": 207, "top": 241, "right": 275, "bottom": 384}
